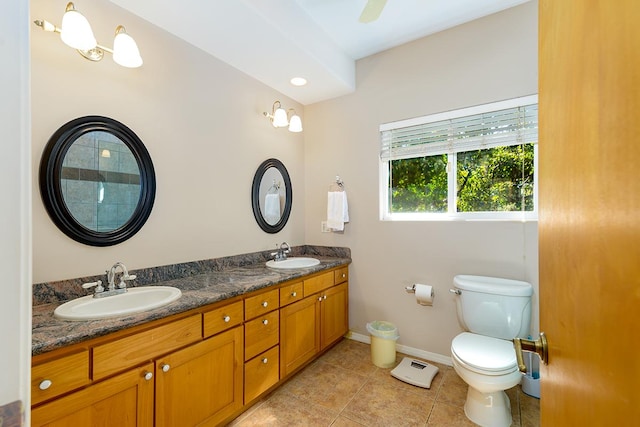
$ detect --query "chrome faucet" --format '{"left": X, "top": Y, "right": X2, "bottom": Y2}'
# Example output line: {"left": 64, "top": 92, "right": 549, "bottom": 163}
{"left": 82, "top": 262, "right": 137, "bottom": 298}
{"left": 271, "top": 242, "right": 291, "bottom": 262}
{"left": 108, "top": 262, "right": 134, "bottom": 291}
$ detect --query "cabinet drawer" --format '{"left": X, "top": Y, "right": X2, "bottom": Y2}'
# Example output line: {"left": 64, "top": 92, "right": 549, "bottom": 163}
{"left": 280, "top": 282, "right": 303, "bottom": 307}
{"left": 245, "top": 289, "right": 279, "bottom": 320}
{"left": 93, "top": 315, "right": 201, "bottom": 380}
{"left": 244, "top": 346, "right": 279, "bottom": 403}
{"left": 303, "top": 271, "right": 334, "bottom": 296}
{"left": 334, "top": 267, "right": 348, "bottom": 284}
{"left": 244, "top": 310, "right": 279, "bottom": 361}
{"left": 203, "top": 300, "right": 244, "bottom": 338}
{"left": 32, "top": 350, "right": 90, "bottom": 405}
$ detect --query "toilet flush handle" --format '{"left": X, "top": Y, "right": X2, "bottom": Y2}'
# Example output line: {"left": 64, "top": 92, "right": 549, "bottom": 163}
{"left": 449, "top": 288, "right": 461, "bottom": 295}
{"left": 513, "top": 332, "right": 549, "bottom": 373}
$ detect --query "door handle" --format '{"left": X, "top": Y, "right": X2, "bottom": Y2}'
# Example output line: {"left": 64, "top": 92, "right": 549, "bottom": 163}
{"left": 513, "top": 332, "right": 549, "bottom": 373}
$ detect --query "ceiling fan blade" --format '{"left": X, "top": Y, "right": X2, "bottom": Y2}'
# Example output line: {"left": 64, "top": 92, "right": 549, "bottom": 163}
{"left": 359, "top": 0, "right": 387, "bottom": 23}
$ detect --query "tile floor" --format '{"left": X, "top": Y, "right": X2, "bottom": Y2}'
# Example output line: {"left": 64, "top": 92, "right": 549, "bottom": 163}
{"left": 229, "top": 339, "right": 540, "bottom": 426}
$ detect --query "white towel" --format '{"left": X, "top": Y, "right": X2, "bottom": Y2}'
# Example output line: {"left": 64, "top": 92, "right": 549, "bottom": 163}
{"left": 327, "top": 191, "right": 349, "bottom": 231}
{"left": 264, "top": 193, "right": 281, "bottom": 224}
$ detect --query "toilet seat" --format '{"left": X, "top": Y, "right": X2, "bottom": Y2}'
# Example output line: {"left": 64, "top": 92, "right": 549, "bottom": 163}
{"left": 451, "top": 332, "right": 518, "bottom": 375}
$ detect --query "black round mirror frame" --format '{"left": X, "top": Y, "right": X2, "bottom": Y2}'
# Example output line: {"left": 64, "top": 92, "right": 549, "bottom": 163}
{"left": 39, "top": 116, "right": 156, "bottom": 246}
{"left": 251, "top": 158, "right": 292, "bottom": 234}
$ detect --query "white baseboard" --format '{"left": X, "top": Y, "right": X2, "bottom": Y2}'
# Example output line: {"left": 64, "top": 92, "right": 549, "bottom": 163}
{"left": 346, "top": 331, "right": 453, "bottom": 367}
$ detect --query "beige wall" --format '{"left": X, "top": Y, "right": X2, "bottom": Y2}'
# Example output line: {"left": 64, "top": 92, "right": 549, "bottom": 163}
{"left": 31, "top": 0, "right": 305, "bottom": 283}
{"left": 303, "top": 2, "right": 539, "bottom": 357}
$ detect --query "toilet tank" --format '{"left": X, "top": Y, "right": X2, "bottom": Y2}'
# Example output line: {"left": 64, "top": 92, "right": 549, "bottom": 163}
{"left": 453, "top": 275, "right": 533, "bottom": 340}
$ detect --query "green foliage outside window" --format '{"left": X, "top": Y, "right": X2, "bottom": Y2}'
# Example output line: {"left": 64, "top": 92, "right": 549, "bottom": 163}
{"left": 390, "top": 144, "right": 534, "bottom": 213}
{"left": 390, "top": 155, "right": 448, "bottom": 213}
{"left": 457, "top": 144, "right": 534, "bottom": 212}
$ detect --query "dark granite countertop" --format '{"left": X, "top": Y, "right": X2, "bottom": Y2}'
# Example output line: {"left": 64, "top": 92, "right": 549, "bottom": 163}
{"left": 32, "top": 246, "right": 350, "bottom": 356}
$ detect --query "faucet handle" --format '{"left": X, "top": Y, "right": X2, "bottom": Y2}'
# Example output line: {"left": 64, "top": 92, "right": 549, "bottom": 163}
{"left": 118, "top": 274, "right": 137, "bottom": 289}
{"left": 82, "top": 280, "right": 104, "bottom": 293}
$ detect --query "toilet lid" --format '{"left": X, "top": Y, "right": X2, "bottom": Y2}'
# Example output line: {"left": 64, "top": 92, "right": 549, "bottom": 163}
{"left": 451, "top": 332, "right": 517, "bottom": 375}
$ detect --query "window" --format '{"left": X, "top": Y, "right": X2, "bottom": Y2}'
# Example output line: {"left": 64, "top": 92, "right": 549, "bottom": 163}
{"left": 380, "top": 95, "right": 538, "bottom": 220}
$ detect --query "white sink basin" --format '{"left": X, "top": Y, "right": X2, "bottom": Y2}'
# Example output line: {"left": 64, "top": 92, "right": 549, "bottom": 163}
{"left": 54, "top": 286, "right": 182, "bottom": 321}
{"left": 266, "top": 257, "right": 320, "bottom": 269}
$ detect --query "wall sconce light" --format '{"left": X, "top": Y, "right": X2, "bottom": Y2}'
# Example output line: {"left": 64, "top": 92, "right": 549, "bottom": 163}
{"left": 263, "top": 101, "right": 303, "bottom": 133}
{"left": 33, "top": 2, "right": 143, "bottom": 68}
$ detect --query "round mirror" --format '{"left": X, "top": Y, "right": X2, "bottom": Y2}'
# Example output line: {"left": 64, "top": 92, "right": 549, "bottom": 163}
{"left": 39, "top": 116, "right": 156, "bottom": 246}
{"left": 251, "top": 158, "right": 292, "bottom": 233}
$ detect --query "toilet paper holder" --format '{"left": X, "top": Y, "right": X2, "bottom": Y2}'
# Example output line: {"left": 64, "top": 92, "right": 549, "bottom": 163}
{"left": 405, "top": 284, "right": 416, "bottom": 293}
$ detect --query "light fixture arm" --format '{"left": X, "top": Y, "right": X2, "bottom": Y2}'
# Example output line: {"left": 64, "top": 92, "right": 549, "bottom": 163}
{"left": 33, "top": 19, "right": 61, "bottom": 34}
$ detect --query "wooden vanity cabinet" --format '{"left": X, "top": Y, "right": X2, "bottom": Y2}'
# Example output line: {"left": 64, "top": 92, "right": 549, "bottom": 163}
{"left": 31, "top": 308, "right": 243, "bottom": 427}
{"left": 280, "top": 270, "right": 349, "bottom": 378}
{"left": 32, "top": 264, "right": 349, "bottom": 426}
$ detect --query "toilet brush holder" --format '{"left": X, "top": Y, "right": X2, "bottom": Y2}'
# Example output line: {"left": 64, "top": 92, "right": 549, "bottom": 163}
{"left": 522, "top": 373, "right": 540, "bottom": 398}
{"left": 521, "top": 352, "right": 540, "bottom": 398}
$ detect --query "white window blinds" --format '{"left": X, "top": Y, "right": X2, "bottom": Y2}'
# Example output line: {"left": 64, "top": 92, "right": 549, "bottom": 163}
{"left": 380, "top": 96, "right": 538, "bottom": 161}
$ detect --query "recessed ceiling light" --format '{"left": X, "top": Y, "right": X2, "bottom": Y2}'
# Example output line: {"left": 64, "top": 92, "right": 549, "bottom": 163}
{"left": 290, "top": 77, "right": 307, "bottom": 86}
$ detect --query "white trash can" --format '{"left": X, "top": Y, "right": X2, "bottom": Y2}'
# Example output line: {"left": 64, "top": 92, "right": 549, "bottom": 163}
{"left": 366, "top": 321, "right": 399, "bottom": 368}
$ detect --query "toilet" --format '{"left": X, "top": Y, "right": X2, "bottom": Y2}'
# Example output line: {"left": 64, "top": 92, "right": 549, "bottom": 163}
{"left": 450, "top": 275, "right": 533, "bottom": 427}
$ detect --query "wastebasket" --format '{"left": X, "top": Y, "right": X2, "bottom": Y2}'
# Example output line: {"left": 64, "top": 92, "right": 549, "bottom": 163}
{"left": 366, "top": 321, "right": 399, "bottom": 368}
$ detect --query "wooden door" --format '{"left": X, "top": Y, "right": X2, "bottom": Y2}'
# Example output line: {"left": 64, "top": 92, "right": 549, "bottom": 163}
{"left": 539, "top": 0, "right": 640, "bottom": 424}
{"left": 320, "top": 282, "right": 349, "bottom": 350}
{"left": 155, "top": 326, "right": 243, "bottom": 427}
{"left": 31, "top": 363, "right": 154, "bottom": 427}
{"left": 280, "top": 295, "right": 320, "bottom": 377}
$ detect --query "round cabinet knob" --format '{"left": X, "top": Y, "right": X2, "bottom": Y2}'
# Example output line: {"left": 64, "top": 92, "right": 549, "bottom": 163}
{"left": 291, "top": 291, "right": 297, "bottom": 297}
{"left": 223, "top": 315, "right": 231, "bottom": 323}
{"left": 262, "top": 358, "right": 268, "bottom": 364}
{"left": 262, "top": 319, "right": 269, "bottom": 325}
{"left": 161, "top": 364, "right": 170, "bottom": 373}
{"left": 318, "top": 296, "right": 323, "bottom": 302}
{"left": 323, "top": 295, "right": 327, "bottom": 300}
{"left": 39, "top": 379, "right": 52, "bottom": 390}
{"left": 143, "top": 372, "right": 153, "bottom": 381}
{"left": 261, "top": 301, "right": 268, "bottom": 308}
{"left": 342, "top": 273, "right": 346, "bottom": 278}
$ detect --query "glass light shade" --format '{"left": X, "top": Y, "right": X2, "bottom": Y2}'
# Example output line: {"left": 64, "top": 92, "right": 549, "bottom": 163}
{"left": 288, "top": 114, "right": 303, "bottom": 132}
{"left": 60, "top": 7, "right": 96, "bottom": 50}
{"left": 272, "top": 107, "right": 289, "bottom": 128}
{"left": 113, "top": 28, "right": 143, "bottom": 68}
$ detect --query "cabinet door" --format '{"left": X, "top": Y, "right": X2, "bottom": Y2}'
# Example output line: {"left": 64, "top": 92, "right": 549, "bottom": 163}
{"left": 320, "top": 282, "right": 349, "bottom": 350}
{"left": 155, "top": 326, "right": 243, "bottom": 427}
{"left": 31, "top": 363, "right": 154, "bottom": 427}
{"left": 279, "top": 295, "right": 320, "bottom": 378}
